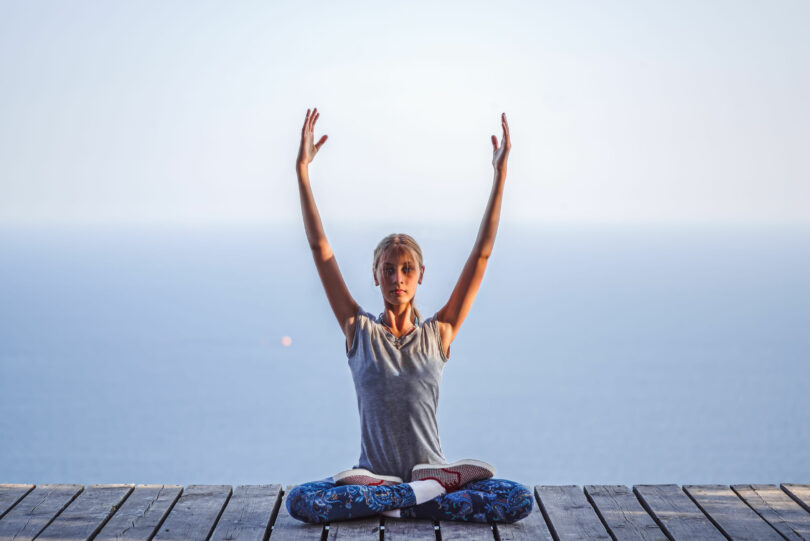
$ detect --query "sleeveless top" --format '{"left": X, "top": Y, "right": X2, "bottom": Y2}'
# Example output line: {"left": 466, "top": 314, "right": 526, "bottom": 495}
{"left": 346, "top": 307, "right": 449, "bottom": 481}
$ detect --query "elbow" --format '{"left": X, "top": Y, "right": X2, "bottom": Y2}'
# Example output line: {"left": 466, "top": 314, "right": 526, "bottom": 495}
{"left": 474, "top": 238, "right": 496, "bottom": 261}
{"left": 310, "top": 240, "right": 333, "bottom": 261}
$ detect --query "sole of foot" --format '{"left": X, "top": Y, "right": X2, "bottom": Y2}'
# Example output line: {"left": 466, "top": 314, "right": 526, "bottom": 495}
{"left": 333, "top": 468, "right": 404, "bottom": 486}
{"left": 411, "top": 459, "right": 496, "bottom": 492}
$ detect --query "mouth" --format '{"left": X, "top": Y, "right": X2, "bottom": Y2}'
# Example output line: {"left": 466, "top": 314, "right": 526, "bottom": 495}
{"left": 392, "top": 289, "right": 406, "bottom": 295}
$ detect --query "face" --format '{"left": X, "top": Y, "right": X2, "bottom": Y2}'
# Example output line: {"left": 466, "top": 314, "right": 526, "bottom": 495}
{"left": 373, "top": 247, "right": 424, "bottom": 307}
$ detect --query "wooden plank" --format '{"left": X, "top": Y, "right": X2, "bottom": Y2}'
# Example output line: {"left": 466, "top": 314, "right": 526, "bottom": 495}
{"left": 633, "top": 484, "right": 725, "bottom": 541}
{"left": 494, "top": 493, "right": 554, "bottom": 541}
{"left": 0, "top": 484, "right": 34, "bottom": 519}
{"left": 535, "top": 485, "right": 610, "bottom": 540}
{"left": 210, "top": 484, "right": 282, "bottom": 541}
{"left": 0, "top": 483, "right": 84, "bottom": 541}
{"left": 267, "top": 485, "right": 324, "bottom": 540}
{"left": 325, "top": 516, "right": 380, "bottom": 539}
{"left": 584, "top": 485, "right": 667, "bottom": 541}
{"left": 37, "top": 484, "right": 134, "bottom": 540}
{"left": 438, "top": 520, "right": 494, "bottom": 540}
{"left": 153, "top": 484, "right": 231, "bottom": 541}
{"left": 683, "top": 484, "right": 783, "bottom": 540}
{"left": 383, "top": 518, "right": 436, "bottom": 540}
{"left": 94, "top": 484, "right": 183, "bottom": 541}
{"left": 732, "top": 484, "right": 810, "bottom": 540}
{"left": 783, "top": 484, "right": 810, "bottom": 513}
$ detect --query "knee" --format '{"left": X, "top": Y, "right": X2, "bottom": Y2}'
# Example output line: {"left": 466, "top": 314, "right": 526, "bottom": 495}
{"left": 285, "top": 485, "right": 325, "bottom": 524}
{"left": 503, "top": 483, "right": 533, "bottom": 523}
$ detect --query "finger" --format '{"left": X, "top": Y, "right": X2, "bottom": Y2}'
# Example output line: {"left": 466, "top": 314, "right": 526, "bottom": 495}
{"left": 313, "top": 111, "right": 320, "bottom": 127}
{"left": 306, "top": 107, "right": 317, "bottom": 130}
{"left": 491, "top": 134, "right": 498, "bottom": 150}
{"left": 315, "top": 134, "right": 328, "bottom": 150}
{"left": 308, "top": 108, "right": 317, "bottom": 131}
{"left": 302, "top": 109, "right": 311, "bottom": 134}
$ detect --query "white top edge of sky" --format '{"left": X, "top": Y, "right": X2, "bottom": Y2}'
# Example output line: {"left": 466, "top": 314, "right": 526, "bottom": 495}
{"left": 1, "top": 1, "right": 808, "bottom": 226}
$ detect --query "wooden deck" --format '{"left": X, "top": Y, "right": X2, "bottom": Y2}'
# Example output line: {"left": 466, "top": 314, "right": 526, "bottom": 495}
{"left": 1, "top": 482, "right": 809, "bottom": 540}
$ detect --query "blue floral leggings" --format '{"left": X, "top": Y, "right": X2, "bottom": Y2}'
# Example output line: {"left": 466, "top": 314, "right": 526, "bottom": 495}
{"left": 286, "top": 478, "right": 533, "bottom": 524}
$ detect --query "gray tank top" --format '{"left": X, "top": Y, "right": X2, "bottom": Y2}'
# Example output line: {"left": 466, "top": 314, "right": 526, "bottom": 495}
{"left": 346, "top": 307, "right": 449, "bottom": 481}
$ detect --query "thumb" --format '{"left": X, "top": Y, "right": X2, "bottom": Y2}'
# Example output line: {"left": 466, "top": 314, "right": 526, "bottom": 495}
{"left": 491, "top": 135, "right": 498, "bottom": 151}
{"left": 315, "top": 134, "right": 328, "bottom": 150}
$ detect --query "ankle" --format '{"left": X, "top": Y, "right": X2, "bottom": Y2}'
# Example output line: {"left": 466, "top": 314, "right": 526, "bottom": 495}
{"left": 408, "top": 479, "right": 445, "bottom": 504}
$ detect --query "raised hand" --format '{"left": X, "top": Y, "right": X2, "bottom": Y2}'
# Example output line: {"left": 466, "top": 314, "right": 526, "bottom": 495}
{"left": 298, "top": 107, "right": 328, "bottom": 167}
{"left": 491, "top": 112, "right": 511, "bottom": 172}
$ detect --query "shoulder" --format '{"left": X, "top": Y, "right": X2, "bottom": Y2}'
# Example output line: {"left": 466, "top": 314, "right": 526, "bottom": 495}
{"left": 434, "top": 319, "right": 453, "bottom": 344}
{"left": 424, "top": 313, "right": 453, "bottom": 361}
{"left": 344, "top": 306, "right": 376, "bottom": 354}
{"left": 427, "top": 312, "right": 455, "bottom": 345}
{"left": 344, "top": 306, "right": 373, "bottom": 329}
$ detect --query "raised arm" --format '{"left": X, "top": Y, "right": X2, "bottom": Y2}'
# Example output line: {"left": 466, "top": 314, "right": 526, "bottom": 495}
{"left": 296, "top": 108, "right": 360, "bottom": 345}
{"left": 436, "top": 113, "right": 511, "bottom": 354}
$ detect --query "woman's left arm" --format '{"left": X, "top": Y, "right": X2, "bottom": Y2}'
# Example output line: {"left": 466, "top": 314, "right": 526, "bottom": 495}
{"left": 436, "top": 113, "right": 511, "bottom": 352}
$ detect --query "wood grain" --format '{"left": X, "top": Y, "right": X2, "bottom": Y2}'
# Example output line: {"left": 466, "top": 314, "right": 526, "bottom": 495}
{"left": 0, "top": 484, "right": 84, "bottom": 541}
{"left": 383, "top": 518, "right": 436, "bottom": 540}
{"left": 732, "top": 484, "right": 810, "bottom": 540}
{"left": 0, "top": 484, "right": 34, "bottom": 520}
{"left": 783, "top": 484, "right": 810, "bottom": 513}
{"left": 683, "top": 484, "right": 783, "bottom": 540}
{"left": 535, "top": 485, "right": 611, "bottom": 540}
{"left": 210, "top": 484, "right": 282, "bottom": 541}
{"left": 584, "top": 485, "right": 667, "bottom": 541}
{"left": 439, "top": 520, "right": 494, "bottom": 540}
{"left": 152, "top": 484, "right": 231, "bottom": 541}
{"left": 94, "top": 484, "right": 183, "bottom": 541}
{"left": 633, "top": 484, "right": 725, "bottom": 540}
{"left": 37, "top": 484, "right": 133, "bottom": 541}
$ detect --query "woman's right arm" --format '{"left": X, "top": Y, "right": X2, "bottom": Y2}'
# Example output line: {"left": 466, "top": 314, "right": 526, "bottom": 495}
{"left": 297, "top": 108, "right": 359, "bottom": 346}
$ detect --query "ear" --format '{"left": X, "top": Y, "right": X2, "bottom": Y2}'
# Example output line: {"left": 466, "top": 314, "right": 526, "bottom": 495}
{"left": 372, "top": 268, "right": 378, "bottom": 286}
{"left": 419, "top": 265, "right": 425, "bottom": 284}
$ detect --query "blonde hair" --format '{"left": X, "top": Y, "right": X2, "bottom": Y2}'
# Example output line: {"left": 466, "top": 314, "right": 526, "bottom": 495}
{"left": 373, "top": 233, "right": 424, "bottom": 323}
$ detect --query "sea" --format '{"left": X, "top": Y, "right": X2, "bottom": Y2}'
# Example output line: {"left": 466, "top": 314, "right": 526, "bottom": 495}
{"left": 1, "top": 222, "right": 808, "bottom": 486}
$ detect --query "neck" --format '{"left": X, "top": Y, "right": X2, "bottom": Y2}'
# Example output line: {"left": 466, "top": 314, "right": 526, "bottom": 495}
{"left": 381, "top": 303, "right": 415, "bottom": 331}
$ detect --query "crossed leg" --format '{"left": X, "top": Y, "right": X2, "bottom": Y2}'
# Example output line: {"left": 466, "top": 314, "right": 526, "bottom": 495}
{"left": 287, "top": 478, "right": 532, "bottom": 524}
{"left": 400, "top": 478, "right": 533, "bottom": 523}
{"left": 286, "top": 479, "right": 416, "bottom": 524}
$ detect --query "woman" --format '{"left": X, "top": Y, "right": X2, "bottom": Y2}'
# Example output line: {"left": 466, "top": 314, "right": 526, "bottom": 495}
{"left": 287, "top": 107, "right": 532, "bottom": 524}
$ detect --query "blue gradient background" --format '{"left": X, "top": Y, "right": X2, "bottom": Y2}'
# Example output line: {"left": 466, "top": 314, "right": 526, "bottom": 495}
{"left": 1, "top": 1, "right": 808, "bottom": 485}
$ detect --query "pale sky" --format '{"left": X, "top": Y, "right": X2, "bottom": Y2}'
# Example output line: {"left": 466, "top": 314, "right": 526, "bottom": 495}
{"left": 1, "top": 0, "right": 808, "bottom": 226}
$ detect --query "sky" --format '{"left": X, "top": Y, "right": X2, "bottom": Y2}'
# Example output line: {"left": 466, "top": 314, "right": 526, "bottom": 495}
{"left": 1, "top": 0, "right": 808, "bottom": 227}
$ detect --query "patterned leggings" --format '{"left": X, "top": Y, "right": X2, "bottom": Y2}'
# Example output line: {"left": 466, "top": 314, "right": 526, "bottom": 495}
{"left": 286, "top": 478, "right": 533, "bottom": 524}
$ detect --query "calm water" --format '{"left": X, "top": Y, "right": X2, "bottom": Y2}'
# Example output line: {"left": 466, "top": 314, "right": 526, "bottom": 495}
{"left": 1, "top": 223, "right": 809, "bottom": 486}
